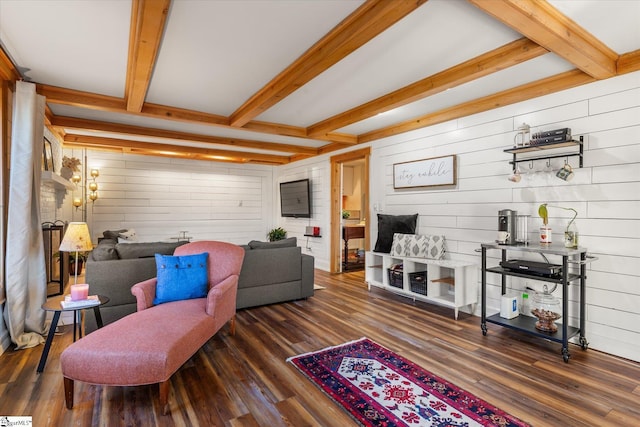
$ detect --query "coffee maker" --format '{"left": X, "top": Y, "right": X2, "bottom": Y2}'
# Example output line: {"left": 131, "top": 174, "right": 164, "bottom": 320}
{"left": 498, "top": 209, "right": 518, "bottom": 245}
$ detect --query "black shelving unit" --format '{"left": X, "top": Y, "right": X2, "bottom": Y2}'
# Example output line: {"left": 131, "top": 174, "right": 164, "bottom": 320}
{"left": 504, "top": 136, "right": 583, "bottom": 168}
{"left": 480, "top": 242, "right": 589, "bottom": 362}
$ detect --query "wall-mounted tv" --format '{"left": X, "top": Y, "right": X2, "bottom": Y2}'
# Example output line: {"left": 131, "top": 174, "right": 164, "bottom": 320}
{"left": 280, "top": 179, "right": 311, "bottom": 218}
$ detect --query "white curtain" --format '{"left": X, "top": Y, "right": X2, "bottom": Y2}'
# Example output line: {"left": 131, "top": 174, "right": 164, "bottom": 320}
{"left": 2, "top": 81, "right": 47, "bottom": 349}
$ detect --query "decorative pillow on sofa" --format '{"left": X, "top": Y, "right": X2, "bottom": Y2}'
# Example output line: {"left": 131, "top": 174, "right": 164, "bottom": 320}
{"left": 248, "top": 237, "right": 297, "bottom": 249}
{"left": 103, "top": 229, "right": 127, "bottom": 240}
{"left": 118, "top": 228, "right": 138, "bottom": 243}
{"left": 390, "top": 233, "right": 446, "bottom": 260}
{"left": 153, "top": 252, "right": 209, "bottom": 305}
{"left": 373, "top": 214, "right": 418, "bottom": 253}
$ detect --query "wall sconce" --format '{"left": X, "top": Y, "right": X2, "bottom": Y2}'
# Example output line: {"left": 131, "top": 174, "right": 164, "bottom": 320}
{"left": 72, "top": 167, "right": 99, "bottom": 210}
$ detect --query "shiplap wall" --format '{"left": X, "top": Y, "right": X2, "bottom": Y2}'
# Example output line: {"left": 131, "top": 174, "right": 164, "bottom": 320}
{"left": 276, "top": 160, "right": 331, "bottom": 270}
{"left": 367, "top": 71, "right": 640, "bottom": 362}
{"left": 62, "top": 151, "right": 275, "bottom": 245}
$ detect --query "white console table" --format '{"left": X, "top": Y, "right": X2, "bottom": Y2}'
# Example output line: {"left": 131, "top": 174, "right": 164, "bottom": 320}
{"left": 365, "top": 251, "right": 478, "bottom": 319}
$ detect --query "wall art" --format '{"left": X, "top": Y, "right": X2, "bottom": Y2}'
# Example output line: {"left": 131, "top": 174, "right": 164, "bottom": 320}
{"left": 393, "top": 154, "right": 456, "bottom": 189}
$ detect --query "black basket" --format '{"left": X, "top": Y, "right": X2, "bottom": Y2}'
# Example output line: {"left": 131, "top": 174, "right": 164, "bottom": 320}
{"left": 409, "top": 271, "right": 428, "bottom": 295}
{"left": 387, "top": 268, "right": 403, "bottom": 288}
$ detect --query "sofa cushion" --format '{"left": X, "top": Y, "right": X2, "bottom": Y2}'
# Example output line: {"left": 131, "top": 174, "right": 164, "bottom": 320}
{"left": 91, "top": 240, "right": 118, "bottom": 261}
{"left": 153, "top": 252, "right": 209, "bottom": 305}
{"left": 115, "top": 241, "right": 186, "bottom": 259}
{"left": 373, "top": 214, "right": 418, "bottom": 253}
{"left": 103, "top": 229, "right": 128, "bottom": 240}
{"left": 248, "top": 237, "right": 297, "bottom": 249}
{"left": 239, "top": 246, "right": 301, "bottom": 288}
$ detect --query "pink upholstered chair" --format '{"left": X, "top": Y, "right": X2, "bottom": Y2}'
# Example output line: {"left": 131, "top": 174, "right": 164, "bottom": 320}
{"left": 61, "top": 241, "right": 245, "bottom": 414}
{"left": 131, "top": 240, "right": 245, "bottom": 334}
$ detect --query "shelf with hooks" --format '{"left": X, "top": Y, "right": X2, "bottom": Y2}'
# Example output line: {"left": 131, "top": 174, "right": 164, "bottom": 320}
{"left": 505, "top": 136, "right": 583, "bottom": 169}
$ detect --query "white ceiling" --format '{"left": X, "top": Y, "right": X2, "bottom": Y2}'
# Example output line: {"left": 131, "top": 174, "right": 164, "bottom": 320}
{"left": 1, "top": 0, "right": 639, "bottom": 164}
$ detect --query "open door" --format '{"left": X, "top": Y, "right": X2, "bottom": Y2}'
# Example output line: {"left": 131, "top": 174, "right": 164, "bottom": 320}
{"left": 330, "top": 147, "right": 370, "bottom": 274}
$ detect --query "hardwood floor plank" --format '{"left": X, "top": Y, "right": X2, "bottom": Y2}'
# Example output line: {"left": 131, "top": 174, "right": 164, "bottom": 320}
{"left": 0, "top": 269, "right": 639, "bottom": 426}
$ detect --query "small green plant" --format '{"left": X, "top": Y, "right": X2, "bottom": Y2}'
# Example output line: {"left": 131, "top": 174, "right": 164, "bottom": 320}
{"left": 342, "top": 210, "right": 351, "bottom": 219}
{"left": 538, "top": 203, "right": 578, "bottom": 231}
{"left": 267, "top": 227, "right": 287, "bottom": 242}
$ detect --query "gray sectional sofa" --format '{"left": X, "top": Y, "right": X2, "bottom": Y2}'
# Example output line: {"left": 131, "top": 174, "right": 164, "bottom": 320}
{"left": 84, "top": 235, "right": 314, "bottom": 333}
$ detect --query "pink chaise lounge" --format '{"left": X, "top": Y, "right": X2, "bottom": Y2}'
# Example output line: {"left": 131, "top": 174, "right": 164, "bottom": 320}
{"left": 60, "top": 241, "right": 245, "bottom": 414}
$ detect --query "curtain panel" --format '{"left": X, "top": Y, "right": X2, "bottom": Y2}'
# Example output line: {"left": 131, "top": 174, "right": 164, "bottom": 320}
{"left": 3, "top": 81, "right": 47, "bottom": 349}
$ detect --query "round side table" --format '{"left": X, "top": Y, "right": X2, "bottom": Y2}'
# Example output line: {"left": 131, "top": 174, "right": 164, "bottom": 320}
{"left": 38, "top": 294, "right": 109, "bottom": 373}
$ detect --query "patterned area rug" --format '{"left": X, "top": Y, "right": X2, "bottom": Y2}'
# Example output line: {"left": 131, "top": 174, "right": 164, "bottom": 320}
{"left": 287, "top": 338, "right": 529, "bottom": 427}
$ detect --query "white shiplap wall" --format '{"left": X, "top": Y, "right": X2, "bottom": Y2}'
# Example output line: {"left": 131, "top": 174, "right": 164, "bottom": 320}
{"left": 368, "top": 71, "right": 640, "bottom": 362}
{"left": 67, "top": 151, "right": 275, "bottom": 245}
{"left": 275, "top": 159, "right": 331, "bottom": 270}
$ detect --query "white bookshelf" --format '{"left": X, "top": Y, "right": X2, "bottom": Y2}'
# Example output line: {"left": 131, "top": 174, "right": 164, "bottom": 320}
{"left": 365, "top": 251, "right": 478, "bottom": 320}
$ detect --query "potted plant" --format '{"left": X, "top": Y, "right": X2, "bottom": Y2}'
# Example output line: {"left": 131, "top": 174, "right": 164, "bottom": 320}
{"left": 69, "top": 251, "right": 89, "bottom": 274}
{"left": 267, "top": 227, "right": 287, "bottom": 242}
{"left": 342, "top": 210, "right": 351, "bottom": 219}
{"left": 538, "top": 204, "right": 578, "bottom": 248}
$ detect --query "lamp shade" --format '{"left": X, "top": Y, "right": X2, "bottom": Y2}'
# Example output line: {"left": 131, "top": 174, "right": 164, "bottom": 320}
{"left": 59, "top": 222, "right": 93, "bottom": 252}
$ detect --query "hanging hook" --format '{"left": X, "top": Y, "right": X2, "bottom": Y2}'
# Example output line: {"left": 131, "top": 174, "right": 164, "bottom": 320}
{"left": 564, "top": 157, "right": 569, "bottom": 165}
{"left": 546, "top": 158, "right": 551, "bottom": 168}
{"left": 529, "top": 160, "right": 534, "bottom": 169}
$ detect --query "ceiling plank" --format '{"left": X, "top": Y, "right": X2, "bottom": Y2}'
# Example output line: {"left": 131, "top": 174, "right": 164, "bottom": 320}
{"left": 468, "top": 0, "right": 617, "bottom": 79}
{"left": 618, "top": 49, "right": 640, "bottom": 75}
{"left": 63, "top": 134, "right": 291, "bottom": 165}
{"left": 359, "top": 69, "right": 595, "bottom": 143}
{"left": 307, "top": 38, "right": 548, "bottom": 137}
{"left": 52, "top": 116, "right": 319, "bottom": 155}
{"left": 125, "top": 0, "right": 171, "bottom": 112}
{"left": 228, "top": 0, "right": 428, "bottom": 128}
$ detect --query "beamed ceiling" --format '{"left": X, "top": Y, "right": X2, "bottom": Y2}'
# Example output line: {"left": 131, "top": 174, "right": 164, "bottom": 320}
{"left": 1, "top": 0, "right": 639, "bottom": 165}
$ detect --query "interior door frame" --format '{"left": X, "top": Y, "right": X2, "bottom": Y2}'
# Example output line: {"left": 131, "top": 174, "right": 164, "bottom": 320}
{"left": 330, "top": 147, "right": 370, "bottom": 273}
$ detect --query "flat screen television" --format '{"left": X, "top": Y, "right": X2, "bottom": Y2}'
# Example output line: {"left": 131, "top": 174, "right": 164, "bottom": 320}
{"left": 280, "top": 179, "right": 311, "bottom": 218}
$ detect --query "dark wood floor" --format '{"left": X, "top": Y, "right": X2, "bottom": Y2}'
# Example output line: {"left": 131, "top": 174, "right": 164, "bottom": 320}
{"left": 1, "top": 269, "right": 639, "bottom": 426}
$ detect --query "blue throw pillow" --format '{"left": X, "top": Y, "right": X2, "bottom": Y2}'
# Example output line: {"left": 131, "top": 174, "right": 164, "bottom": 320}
{"left": 153, "top": 252, "right": 209, "bottom": 305}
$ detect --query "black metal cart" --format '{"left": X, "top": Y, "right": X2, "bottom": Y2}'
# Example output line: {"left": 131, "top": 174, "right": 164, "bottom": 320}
{"left": 480, "top": 242, "right": 591, "bottom": 362}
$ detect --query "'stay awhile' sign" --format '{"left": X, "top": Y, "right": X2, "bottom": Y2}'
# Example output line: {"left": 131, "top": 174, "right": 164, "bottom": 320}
{"left": 393, "top": 155, "right": 457, "bottom": 189}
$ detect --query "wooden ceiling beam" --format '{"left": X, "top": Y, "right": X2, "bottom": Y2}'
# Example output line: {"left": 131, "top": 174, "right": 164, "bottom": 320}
{"left": 228, "top": 0, "right": 428, "bottom": 128}
{"left": 617, "top": 49, "right": 640, "bottom": 75}
{"left": 52, "top": 115, "right": 319, "bottom": 155}
{"left": 37, "top": 84, "right": 354, "bottom": 144}
{"left": 125, "top": 0, "right": 171, "bottom": 112}
{"left": 63, "top": 134, "right": 291, "bottom": 165}
{"left": 0, "top": 46, "right": 21, "bottom": 81}
{"left": 307, "top": 38, "right": 547, "bottom": 137}
{"left": 359, "top": 69, "right": 595, "bottom": 143}
{"left": 468, "top": 0, "right": 617, "bottom": 79}
{"left": 37, "top": 84, "right": 126, "bottom": 111}
{"left": 242, "top": 120, "right": 357, "bottom": 145}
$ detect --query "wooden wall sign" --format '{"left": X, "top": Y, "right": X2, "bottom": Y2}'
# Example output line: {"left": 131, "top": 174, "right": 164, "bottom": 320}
{"left": 393, "top": 155, "right": 457, "bottom": 189}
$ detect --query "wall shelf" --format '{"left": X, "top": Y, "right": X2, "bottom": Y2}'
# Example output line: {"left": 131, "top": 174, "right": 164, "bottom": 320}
{"left": 42, "top": 171, "right": 74, "bottom": 190}
{"left": 505, "top": 136, "right": 583, "bottom": 168}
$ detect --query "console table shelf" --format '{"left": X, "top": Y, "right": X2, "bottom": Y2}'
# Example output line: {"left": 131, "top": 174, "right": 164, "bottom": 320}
{"left": 480, "top": 242, "right": 589, "bottom": 362}
{"left": 365, "top": 252, "right": 477, "bottom": 319}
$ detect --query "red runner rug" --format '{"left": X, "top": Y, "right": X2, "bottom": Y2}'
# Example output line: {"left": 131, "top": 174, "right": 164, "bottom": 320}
{"left": 288, "top": 338, "right": 530, "bottom": 427}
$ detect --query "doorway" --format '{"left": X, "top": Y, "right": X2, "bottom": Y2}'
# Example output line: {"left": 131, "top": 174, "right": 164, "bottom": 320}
{"left": 330, "top": 147, "right": 370, "bottom": 273}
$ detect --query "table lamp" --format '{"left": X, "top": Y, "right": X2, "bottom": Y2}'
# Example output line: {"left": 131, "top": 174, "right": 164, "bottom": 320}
{"left": 59, "top": 222, "right": 93, "bottom": 290}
